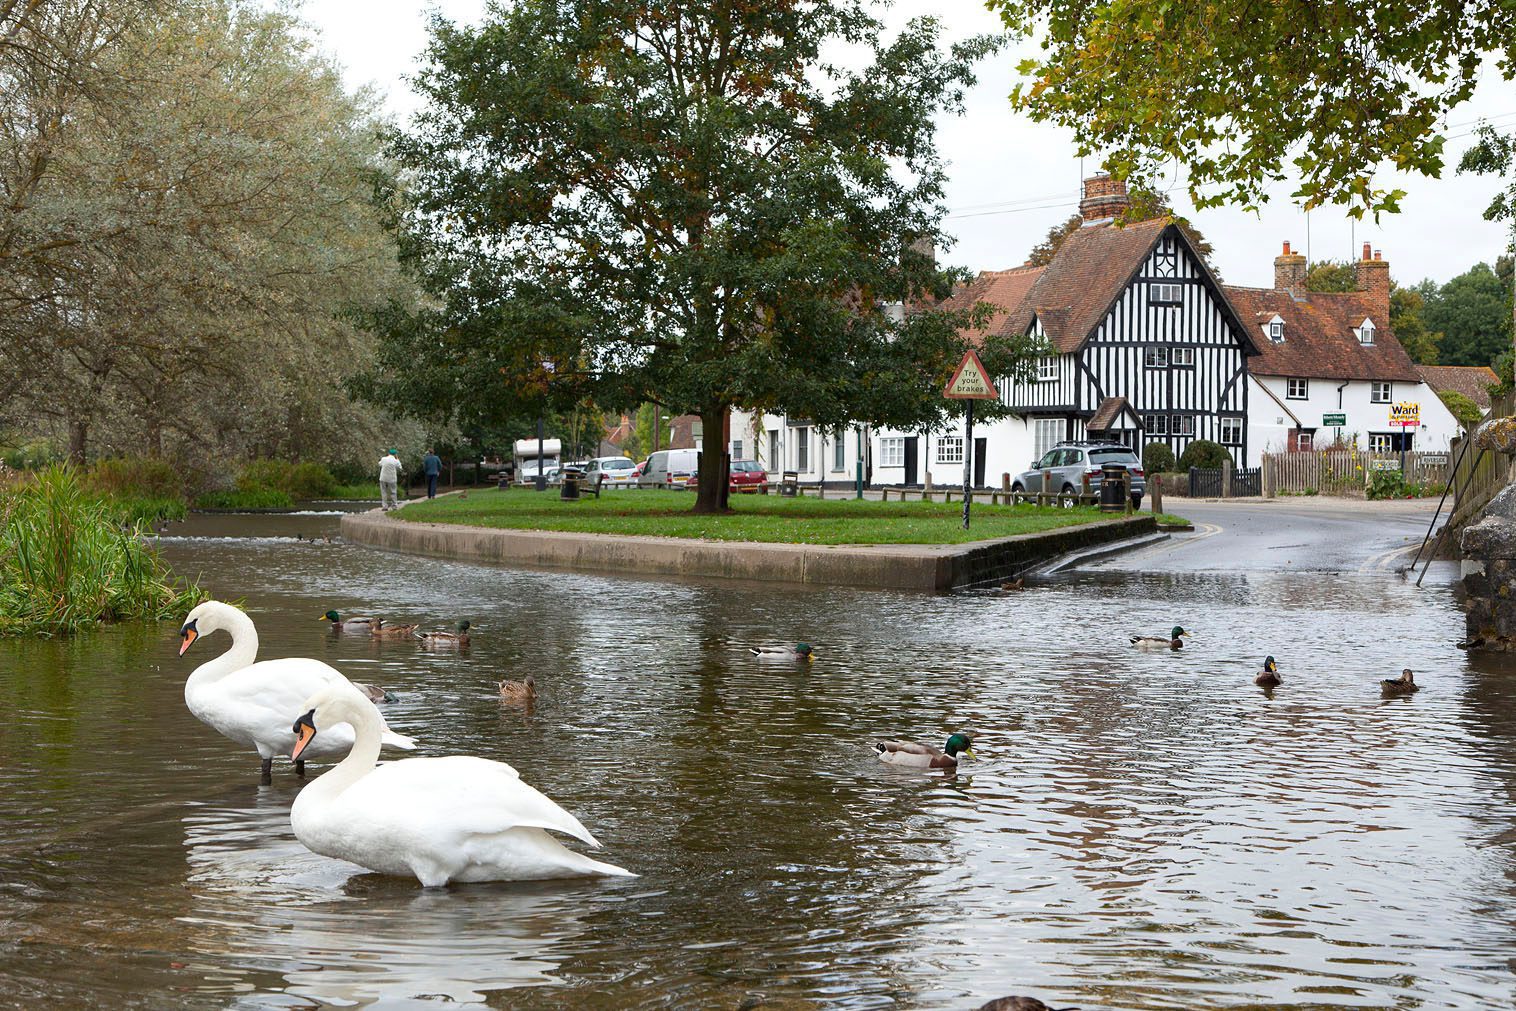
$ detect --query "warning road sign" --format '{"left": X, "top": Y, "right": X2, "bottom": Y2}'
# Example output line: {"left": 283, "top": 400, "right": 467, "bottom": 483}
{"left": 943, "top": 350, "right": 998, "bottom": 400}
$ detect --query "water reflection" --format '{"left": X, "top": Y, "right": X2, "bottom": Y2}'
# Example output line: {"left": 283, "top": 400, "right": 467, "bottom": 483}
{"left": 0, "top": 508, "right": 1514, "bottom": 1008}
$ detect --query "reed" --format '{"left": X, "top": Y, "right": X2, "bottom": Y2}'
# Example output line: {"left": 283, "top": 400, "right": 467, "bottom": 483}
{"left": 0, "top": 467, "right": 205, "bottom": 637}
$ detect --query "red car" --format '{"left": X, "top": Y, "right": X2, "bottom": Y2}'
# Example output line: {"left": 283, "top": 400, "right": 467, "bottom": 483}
{"left": 682, "top": 460, "right": 769, "bottom": 493}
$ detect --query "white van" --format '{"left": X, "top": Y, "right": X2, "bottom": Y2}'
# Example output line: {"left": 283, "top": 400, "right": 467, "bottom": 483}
{"left": 637, "top": 448, "right": 701, "bottom": 488}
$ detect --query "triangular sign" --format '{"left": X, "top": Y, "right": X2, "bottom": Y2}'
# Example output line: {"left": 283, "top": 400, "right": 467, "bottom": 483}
{"left": 943, "top": 349, "right": 998, "bottom": 400}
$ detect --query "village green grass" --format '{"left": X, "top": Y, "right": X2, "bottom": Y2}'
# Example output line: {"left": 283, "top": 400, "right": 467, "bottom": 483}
{"left": 399, "top": 487, "right": 1185, "bottom": 545}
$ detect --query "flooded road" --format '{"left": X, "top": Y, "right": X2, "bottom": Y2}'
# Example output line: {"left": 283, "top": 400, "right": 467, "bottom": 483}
{"left": 2, "top": 505, "right": 1514, "bottom": 1009}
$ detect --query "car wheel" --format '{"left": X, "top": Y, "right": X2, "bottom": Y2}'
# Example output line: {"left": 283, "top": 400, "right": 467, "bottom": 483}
{"left": 1131, "top": 494, "right": 1143, "bottom": 510}
{"left": 1060, "top": 483, "right": 1077, "bottom": 508}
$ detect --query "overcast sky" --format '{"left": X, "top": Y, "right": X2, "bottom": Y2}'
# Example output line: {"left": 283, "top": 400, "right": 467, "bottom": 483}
{"left": 297, "top": 0, "right": 1516, "bottom": 290}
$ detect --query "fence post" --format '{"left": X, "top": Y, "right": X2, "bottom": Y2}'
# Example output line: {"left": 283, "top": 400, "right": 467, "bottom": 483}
{"left": 1188, "top": 466, "right": 1197, "bottom": 496}
{"left": 1222, "top": 465, "right": 1233, "bottom": 498}
{"left": 1261, "top": 455, "right": 1273, "bottom": 498}
{"left": 1001, "top": 472, "right": 1011, "bottom": 493}
{"left": 1152, "top": 473, "right": 1164, "bottom": 513}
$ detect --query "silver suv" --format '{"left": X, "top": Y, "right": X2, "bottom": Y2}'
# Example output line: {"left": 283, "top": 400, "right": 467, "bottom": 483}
{"left": 1012, "top": 441, "right": 1146, "bottom": 507}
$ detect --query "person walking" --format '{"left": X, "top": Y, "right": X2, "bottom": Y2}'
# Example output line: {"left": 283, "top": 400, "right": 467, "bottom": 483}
{"left": 422, "top": 448, "right": 442, "bottom": 499}
{"left": 378, "top": 449, "right": 402, "bottom": 511}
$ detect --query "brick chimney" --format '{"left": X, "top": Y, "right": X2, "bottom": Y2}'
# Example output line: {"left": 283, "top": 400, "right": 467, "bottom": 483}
{"left": 1354, "top": 242, "right": 1390, "bottom": 323}
{"left": 1080, "top": 173, "right": 1130, "bottom": 224}
{"left": 1274, "top": 240, "right": 1307, "bottom": 298}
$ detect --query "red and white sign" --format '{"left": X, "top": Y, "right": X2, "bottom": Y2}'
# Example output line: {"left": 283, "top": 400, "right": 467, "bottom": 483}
{"left": 943, "top": 350, "right": 998, "bottom": 400}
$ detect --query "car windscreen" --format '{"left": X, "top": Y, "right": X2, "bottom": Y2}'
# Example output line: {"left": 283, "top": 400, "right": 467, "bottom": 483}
{"left": 1088, "top": 449, "right": 1139, "bottom": 466}
{"left": 732, "top": 461, "right": 761, "bottom": 472}
{"left": 604, "top": 459, "right": 633, "bottom": 469}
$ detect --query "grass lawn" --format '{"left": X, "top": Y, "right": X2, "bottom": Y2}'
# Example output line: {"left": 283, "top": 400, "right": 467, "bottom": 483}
{"left": 398, "top": 487, "right": 1171, "bottom": 546}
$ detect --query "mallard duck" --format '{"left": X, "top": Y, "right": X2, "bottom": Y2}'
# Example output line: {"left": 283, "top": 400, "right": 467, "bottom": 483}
{"left": 372, "top": 621, "right": 420, "bottom": 639}
{"left": 1131, "top": 625, "right": 1189, "bottom": 650}
{"left": 1255, "top": 655, "right": 1281, "bottom": 687}
{"left": 1000, "top": 578, "right": 1025, "bottom": 592}
{"left": 872, "top": 733, "right": 974, "bottom": 770}
{"left": 499, "top": 676, "right": 536, "bottom": 701}
{"left": 320, "top": 610, "right": 380, "bottom": 632}
{"left": 354, "top": 682, "right": 398, "bottom": 704}
{"left": 750, "top": 643, "right": 814, "bottom": 659}
{"left": 975, "top": 998, "right": 1078, "bottom": 1011}
{"left": 1381, "top": 669, "right": 1420, "bottom": 695}
{"left": 417, "top": 621, "right": 471, "bottom": 647}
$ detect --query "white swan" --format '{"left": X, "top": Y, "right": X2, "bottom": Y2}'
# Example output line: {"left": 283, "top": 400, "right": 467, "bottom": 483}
{"left": 179, "top": 600, "right": 416, "bottom": 782}
{"left": 290, "top": 680, "right": 633, "bottom": 885}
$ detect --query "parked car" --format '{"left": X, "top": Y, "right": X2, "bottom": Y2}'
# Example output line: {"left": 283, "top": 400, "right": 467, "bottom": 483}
{"left": 1010, "top": 441, "right": 1146, "bottom": 507}
{"left": 583, "top": 456, "right": 637, "bottom": 487}
{"left": 518, "top": 460, "right": 559, "bottom": 486}
{"left": 728, "top": 460, "right": 768, "bottom": 493}
{"left": 637, "top": 448, "right": 701, "bottom": 488}
{"left": 630, "top": 460, "right": 645, "bottom": 480}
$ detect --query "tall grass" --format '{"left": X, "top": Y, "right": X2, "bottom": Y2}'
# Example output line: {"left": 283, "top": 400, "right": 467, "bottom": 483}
{"left": 0, "top": 468, "right": 205, "bottom": 637}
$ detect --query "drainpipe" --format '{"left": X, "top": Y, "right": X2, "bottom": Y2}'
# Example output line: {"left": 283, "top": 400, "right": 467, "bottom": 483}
{"left": 1337, "top": 380, "right": 1349, "bottom": 448}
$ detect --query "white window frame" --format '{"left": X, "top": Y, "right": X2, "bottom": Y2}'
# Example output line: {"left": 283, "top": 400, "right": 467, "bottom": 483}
{"left": 1297, "top": 431, "right": 1314, "bottom": 451}
{"left": 832, "top": 433, "right": 847, "bottom": 472}
{"left": 1219, "top": 417, "right": 1242, "bottom": 445}
{"left": 1358, "top": 318, "right": 1376, "bottom": 345}
{"left": 1268, "top": 320, "right": 1284, "bottom": 342}
{"left": 1149, "top": 282, "right": 1182, "bottom": 305}
{"left": 1172, "top": 415, "right": 1196, "bottom": 436}
{"left": 1369, "top": 432, "right": 1393, "bottom": 453}
{"left": 1171, "top": 347, "right": 1195, "bottom": 367}
{"left": 936, "top": 436, "right": 964, "bottom": 465}
{"left": 1371, "top": 381, "right": 1392, "bottom": 403}
{"left": 1144, "top": 346, "right": 1170, "bottom": 369}
{"left": 794, "top": 426, "right": 810, "bottom": 472}
{"left": 1037, "top": 356, "right": 1058, "bottom": 382}
{"left": 879, "top": 437, "right": 904, "bottom": 468}
{"left": 1033, "top": 418, "right": 1063, "bottom": 460}
{"left": 1286, "top": 378, "right": 1309, "bottom": 400}
{"left": 731, "top": 439, "right": 744, "bottom": 461}
{"left": 1144, "top": 414, "right": 1168, "bottom": 435}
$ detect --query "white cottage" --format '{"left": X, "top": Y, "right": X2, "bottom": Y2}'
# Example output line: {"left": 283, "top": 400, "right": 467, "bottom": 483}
{"left": 1229, "top": 242, "right": 1458, "bottom": 464}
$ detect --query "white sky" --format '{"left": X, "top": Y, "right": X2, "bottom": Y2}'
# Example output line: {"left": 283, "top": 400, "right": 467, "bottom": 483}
{"left": 296, "top": 0, "right": 1516, "bottom": 289}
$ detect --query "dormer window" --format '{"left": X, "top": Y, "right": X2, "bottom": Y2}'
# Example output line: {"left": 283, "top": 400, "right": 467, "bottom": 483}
{"left": 1357, "top": 318, "right": 1375, "bottom": 345}
{"left": 1264, "top": 314, "right": 1285, "bottom": 342}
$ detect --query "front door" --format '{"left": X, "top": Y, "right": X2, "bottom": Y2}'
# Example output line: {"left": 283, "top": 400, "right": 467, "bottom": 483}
{"left": 973, "top": 437, "right": 987, "bottom": 487}
{"left": 903, "top": 436, "right": 919, "bottom": 487}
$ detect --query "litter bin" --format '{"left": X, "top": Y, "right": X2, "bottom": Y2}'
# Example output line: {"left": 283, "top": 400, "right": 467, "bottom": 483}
{"left": 1099, "top": 463, "right": 1127, "bottom": 513}
{"left": 560, "top": 476, "right": 580, "bottom": 500}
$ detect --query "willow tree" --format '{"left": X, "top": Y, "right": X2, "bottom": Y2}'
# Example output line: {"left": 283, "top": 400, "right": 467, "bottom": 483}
{"left": 376, "top": 0, "right": 1033, "bottom": 513}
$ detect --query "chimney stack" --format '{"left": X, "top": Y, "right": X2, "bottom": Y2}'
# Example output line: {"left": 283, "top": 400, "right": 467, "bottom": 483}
{"left": 1079, "top": 173, "right": 1130, "bottom": 224}
{"left": 1354, "top": 243, "right": 1390, "bottom": 323}
{"left": 1274, "top": 240, "right": 1307, "bottom": 297}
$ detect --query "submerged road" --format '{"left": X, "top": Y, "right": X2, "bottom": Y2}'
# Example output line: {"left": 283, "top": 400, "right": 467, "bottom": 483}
{"left": 1093, "top": 496, "right": 1449, "bottom": 576}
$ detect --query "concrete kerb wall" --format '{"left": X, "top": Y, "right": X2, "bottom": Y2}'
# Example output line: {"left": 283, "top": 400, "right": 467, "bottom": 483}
{"left": 340, "top": 509, "right": 1156, "bottom": 593}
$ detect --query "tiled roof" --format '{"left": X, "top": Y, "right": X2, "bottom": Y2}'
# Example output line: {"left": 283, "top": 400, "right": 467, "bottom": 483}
{"left": 1007, "top": 218, "right": 1173, "bottom": 352}
{"left": 939, "top": 266, "right": 1044, "bottom": 346}
{"left": 1223, "top": 286, "right": 1421, "bottom": 382}
{"left": 1088, "top": 396, "right": 1130, "bottom": 431}
{"left": 1417, "top": 365, "right": 1498, "bottom": 408}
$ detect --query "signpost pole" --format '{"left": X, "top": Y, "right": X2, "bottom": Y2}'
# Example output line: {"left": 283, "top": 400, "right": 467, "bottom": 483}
{"left": 962, "top": 400, "right": 973, "bottom": 530}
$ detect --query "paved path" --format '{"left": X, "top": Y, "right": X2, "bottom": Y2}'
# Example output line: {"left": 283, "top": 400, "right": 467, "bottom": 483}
{"left": 1093, "top": 497, "right": 1449, "bottom": 576}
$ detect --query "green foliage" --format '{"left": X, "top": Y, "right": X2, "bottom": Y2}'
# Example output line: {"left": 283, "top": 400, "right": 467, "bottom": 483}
{"left": 1422, "top": 262, "right": 1514, "bottom": 367}
{"left": 990, "top": 1, "right": 1511, "bottom": 216}
{"left": 1141, "top": 442, "right": 1175, "bottom": 473}
{"left": 1460, "top": 123, "right": 1516, "bottom": 224}
{"left": 1367, "top": 470, "right": 1433, "bottom": 500}
{"left": 87, "top": 457, "right": 184, "bottom": 500}
{"left": 365, "top": 0, "right": 1036, "bottom": 513}
{"left": 194, "top": 488, "right": 295, "bottom": 510}
{"left": 1, "top": 440, "right": 59, "bottom": 471}
{"left": 1304, "top": 260, "right": 1357, "bottom": 293}
{"left": 1438, "top": 390, "right": 1484, "bottom": 430}
{"left": 0, "top": 468, "right": 205, "bottom": 636}
{"left": 234, "top": 459, "right": 335, "bottom": 500}
{"left": 1028, "top": 183, "right": 1217, "bottom": 272}
{"left": 105, "top": 496, "right": 188, "bottom": 525}
{"left": 1177, "top": 440, "right": 1232, "bottom": 471}
{"left": 1391, "top": 284, "right": 1441, "bottom": 364}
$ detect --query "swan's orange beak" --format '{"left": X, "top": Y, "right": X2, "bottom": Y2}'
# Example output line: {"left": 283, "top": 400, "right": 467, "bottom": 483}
{"left": 178, "top": 626, "right": 198, "bottom": 656}
{"left": 291, "top": 710, "right": 317, "bottom": 761}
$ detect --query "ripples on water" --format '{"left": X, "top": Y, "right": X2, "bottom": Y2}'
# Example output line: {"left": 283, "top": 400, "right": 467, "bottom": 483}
{"left": 0, "top": 510, "right": 1514, "bottom": 1008}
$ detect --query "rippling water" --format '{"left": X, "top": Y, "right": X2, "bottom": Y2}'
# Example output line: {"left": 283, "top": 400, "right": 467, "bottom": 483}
{"left": 1, "top": 508, "right": 1514, "bottom": 1009}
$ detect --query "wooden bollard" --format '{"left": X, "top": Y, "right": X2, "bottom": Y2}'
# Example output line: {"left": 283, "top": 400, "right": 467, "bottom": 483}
{"left": 1152, "top": 473, "right": 1163, "bottom": 514}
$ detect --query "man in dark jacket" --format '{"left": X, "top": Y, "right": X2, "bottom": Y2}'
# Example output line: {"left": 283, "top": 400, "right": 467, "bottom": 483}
{"left": 422, "top": 449, "right": 442, "bottom": 499}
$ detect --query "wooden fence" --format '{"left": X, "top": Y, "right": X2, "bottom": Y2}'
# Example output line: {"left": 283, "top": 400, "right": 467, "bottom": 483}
{"left": 1260, "top": 450, "right": 1451, "bottom": 497}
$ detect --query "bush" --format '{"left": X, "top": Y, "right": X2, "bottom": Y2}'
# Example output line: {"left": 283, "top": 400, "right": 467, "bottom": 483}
{"left": 231, "top": 458, "right": 335, "bottom": 500}
{"left": 194, "top": 488, "right": 295, "bottom": 510}
{"left": 1178, "top": 439, "right": 1232, "bottom": 471}
{"left": 1438, "top": 390, "right": 1483, "bottom": 430}
{"left": 284, "top": 461, "right": 336, "bottom": 499}
{"left": 0, "top": 467, "right": 204, "bottom": 636}
{"left": 1142, "top": 442, "right": 1175, "bottom": 473}
{"left": 327, "top": 460, "right": 372, "bottom": 485}
{"left": 88, "top": 456, "right": 184, "bottom": 500}
{"left": 1, "top": 440, "right": 59, "bottom": 471}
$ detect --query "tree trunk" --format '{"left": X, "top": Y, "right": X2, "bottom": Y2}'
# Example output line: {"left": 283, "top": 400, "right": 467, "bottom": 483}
{"left": 691, "top": 402, "right": 730, "bottom": 514}
{"left": 68, "top": 418, "right": 88, "bottom": 465}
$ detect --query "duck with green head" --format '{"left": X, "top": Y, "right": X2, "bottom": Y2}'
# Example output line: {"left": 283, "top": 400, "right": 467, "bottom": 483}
{"left": 320, "top": 610, "right": 380, "bottom": 633}
{"left": 1131, "top": 626, "right": 1190, "bottom": 650}
{"left": 1255, "top": 655, "right": 1281, "bottom": 687}
{"left": 873, "top": 733, "right": 974, "bottom": 770}
{"left": 418, "top": 620, "right": 472, "bottom": 647}
{"left": 750, "top": 643, "right": 814, "bottom": 660}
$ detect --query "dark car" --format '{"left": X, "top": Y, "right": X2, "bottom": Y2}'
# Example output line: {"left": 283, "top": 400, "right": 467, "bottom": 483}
{"left": 1011, "top": 441, "right": 1146, "bottom": 507}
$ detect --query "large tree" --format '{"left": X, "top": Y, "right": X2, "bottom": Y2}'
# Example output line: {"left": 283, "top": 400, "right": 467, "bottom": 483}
{"left": 1423, "top": 262, "right": 1514, "bottom": 368}
{"left": 369, "top": 0, "right": 1035, "bottom": 513}
{"left": 988, "top": 1, "right": 1516, "bottom": 217}
{"left": 1026, "top": 182, "right": 1216, "bottom": 271}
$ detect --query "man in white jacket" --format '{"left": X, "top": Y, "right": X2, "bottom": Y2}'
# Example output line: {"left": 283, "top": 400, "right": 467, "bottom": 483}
{"left": 378, "top": 449, "right": 402, "bottom": 511}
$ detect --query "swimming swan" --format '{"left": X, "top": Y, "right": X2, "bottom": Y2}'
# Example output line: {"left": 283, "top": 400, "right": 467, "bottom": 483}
{"left": 179, "top": 600, "right": 416, "bottom": 782}
{"left": 290, "top": 680, "right": 633, "bottom": 885}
